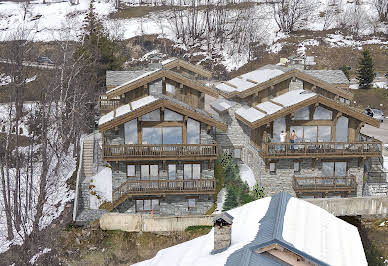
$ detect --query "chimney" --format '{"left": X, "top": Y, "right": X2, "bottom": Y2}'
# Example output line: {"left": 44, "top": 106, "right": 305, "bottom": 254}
{"left": 211, "top": 212, "right": 234, "bottom": 254}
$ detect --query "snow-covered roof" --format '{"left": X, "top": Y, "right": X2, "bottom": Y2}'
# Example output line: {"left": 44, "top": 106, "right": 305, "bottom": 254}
{"left": 98, "top": 95, "right": 158, "bottom": 126}
{"left": 215, "top": 66, "right": 286, "bottom": 94}
{"left": 161, "top": 57, "right": 178, "bottom": 65}
{"left": 236, "top": 89, "right": 316, "bottom": 124}
{"left": 98, "top": 94, "right": 225, "bottom": 128}
{"left": 106, "top": 69, "right": 156, "bottom": 88}
{"left": 134, "top": 192, "right": 367, "bottom": 266}
{"left": 303, "top": 70, "right": 349, "bottom": 84}
{"left": 210, "top": 98, "right": 237, "bottom": 112}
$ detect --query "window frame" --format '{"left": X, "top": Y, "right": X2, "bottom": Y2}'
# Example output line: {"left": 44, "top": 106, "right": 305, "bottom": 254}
{"left": 293, "top": 161, "right": 300, "bottom": 173}
{"left": 183, "top": 163, "right": 201, "bottom": 179}
{"left": 140, "top": 164, "right": 159, "bottom": 179}
{"left": 269, "top": 162, "right": 276, "bottom": 174}
{"left": 135, "top": 198, "right": 160, "bottom": 212}
{"left": 127, "top": 165, "right": 136, "bottom": 178}
{"left": 188, "top": 198, "right": 196, "bottom": 209}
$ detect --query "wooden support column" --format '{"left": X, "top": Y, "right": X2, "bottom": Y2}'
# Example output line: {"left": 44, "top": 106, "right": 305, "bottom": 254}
{"left": 162, "top": 77, "right": 166, "bottom": 95}
{"left": 137, "top": 117, "right": 142, "bottom": 144}
{"left": 331, "top": 111, "right": 342, "bottom": 141}
{"left": 348, "top": 117, "right": 357, "bottom": 142}
{"left": 183, "top": 115, "right": 188, "bottom": 144}
{"left": 285, "top": 114, "right": 291, "bottom": 142}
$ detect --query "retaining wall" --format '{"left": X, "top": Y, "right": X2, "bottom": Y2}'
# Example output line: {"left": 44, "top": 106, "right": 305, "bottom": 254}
{"left": 100, "top": 213, "right": 214, "bottom": 232}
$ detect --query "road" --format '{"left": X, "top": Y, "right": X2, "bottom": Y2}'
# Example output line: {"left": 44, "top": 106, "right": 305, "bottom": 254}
{"left": 0, "top": 59, "right": 57, "bottom": 69}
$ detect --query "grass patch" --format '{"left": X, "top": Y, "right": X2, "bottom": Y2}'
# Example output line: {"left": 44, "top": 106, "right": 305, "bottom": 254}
{"left": 109, "top": 6, "right": 170, "bottom": 19}
{"left": 353, "top": 87, "right": 388, "bottom": 113}
{"left": 206, "top": 159, "right": 224, "bottom": 215}
{"left": 185, "top": 225, "right": 213, "bottom": 232}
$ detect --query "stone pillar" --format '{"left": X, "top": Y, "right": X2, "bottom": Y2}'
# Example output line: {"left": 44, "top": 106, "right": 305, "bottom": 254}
{"left": 213, "top": 224, "right": 232, "bottom": 253}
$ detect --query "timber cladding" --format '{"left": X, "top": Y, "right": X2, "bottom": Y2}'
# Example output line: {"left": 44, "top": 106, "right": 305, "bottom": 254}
{"left": 106, "top": 69, "right": 218, "bottom": 100}
{"left": 235, "top": 95, "right": 380, "bottom": 129}
{"left": 217, "top": 69, "right": 354, "bottom": 101}
{"left": 98, "top": 98, "right": 227, "bottom": 132}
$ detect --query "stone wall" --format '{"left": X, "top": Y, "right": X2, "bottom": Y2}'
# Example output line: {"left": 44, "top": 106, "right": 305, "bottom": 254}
{"left": 111, "top": 160, "right": 215, "bottom": 191}
{"left": 100, "top": 213, "right": 214, "bottom": 232}
{"left": 213, "top": 225, "right": 232, "bottom": 253}
{"left": 115, "top": 194, "right": 214, "bottom": 216}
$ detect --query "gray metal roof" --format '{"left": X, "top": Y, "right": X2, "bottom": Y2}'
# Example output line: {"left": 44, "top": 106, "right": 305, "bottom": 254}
{"left": 106, "top": 69, "right": 155, "bottom": 87}
{"left": 224, "top": 192, "right": 329, "bottom": 266}
{"left": 210, "top": 99, "right": 237, "bottom": 113}
{"left": 303, "top": 70, "right": 349, "bottom": 84}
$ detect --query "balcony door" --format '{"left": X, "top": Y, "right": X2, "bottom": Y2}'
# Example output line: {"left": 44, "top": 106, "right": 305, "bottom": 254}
{"left": 142, "top": 127, "right": 183, "bottom": 144}
{"left": 184, "top": 164, "right": 201, "bottom": 189}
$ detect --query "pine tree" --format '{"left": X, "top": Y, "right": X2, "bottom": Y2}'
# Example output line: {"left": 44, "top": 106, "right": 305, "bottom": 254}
{"left": 340, "top": 65, "right": 350, "bottom": 81}
{"left": 223, "top": 187, "right": 239, "bottom": 211}
{"left": 75, "top": 0, "right": 122, "bottom": 92}
{"left": 356, "top": 49, "right": 375, "bottom": 89}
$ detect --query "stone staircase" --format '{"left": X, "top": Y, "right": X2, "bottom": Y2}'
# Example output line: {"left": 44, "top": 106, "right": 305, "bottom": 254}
{"left": 366, "top": 157, "right": 387, "bottom": 183}
{"left": 82, "top": 136, "right": 95, "bottom": 178}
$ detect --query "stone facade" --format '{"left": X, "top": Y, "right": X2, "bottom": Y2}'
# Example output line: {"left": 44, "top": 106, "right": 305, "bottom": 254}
{"left": 115, "top": 194, "right": 214, "bottom": 216}
{"left": 111, "top": 160, "right": 215, "bottom": 191}
{"left": 213, "top": 225, "right": 232, "bottom": 253}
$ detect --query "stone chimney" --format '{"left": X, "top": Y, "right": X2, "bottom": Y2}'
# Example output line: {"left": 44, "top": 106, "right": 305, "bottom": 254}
{"left": 212, "top": 212, "right": 234, "bottom": 254}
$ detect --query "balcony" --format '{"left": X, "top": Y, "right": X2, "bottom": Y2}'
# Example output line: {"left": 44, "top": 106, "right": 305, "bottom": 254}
{"left": 293, "top": 175, "right": 357, "bottom": 197}
{"left": 103, "top": 143, "right": 219, "bottom": 161}
{"left": 99, "top": 98, "right": 121, "bottom": 114}
{"left": 113, "top": 178, "right": 216, "bottom": 200}
{"left": 259, "top": 138, "right": 382, "bottom": 159}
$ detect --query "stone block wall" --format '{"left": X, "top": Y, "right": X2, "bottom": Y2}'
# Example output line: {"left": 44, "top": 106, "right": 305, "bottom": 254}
{"left": 213, "top": 225, "right": 232, "bottom": 252}
{"left": 116, "top": 194, "right": 214, "bottom": 216}
{"left": 111, "top": 160, "right": 215, "bottom": 191}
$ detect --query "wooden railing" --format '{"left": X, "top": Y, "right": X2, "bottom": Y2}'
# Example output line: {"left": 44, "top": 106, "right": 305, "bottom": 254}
{"left": 261, "top": 140, "right": 382, "bottom": 158}
{"left": 113, "top": 178, "right": 216, "bottom": 200}
{"left": 293, "top": 175, "right": 357, "bottom": 194}
{"left": 99, "top": 98, "right": 121, "bottom": 114}
{"left": 103, "top": 143, "right": 218, "bottom": 160}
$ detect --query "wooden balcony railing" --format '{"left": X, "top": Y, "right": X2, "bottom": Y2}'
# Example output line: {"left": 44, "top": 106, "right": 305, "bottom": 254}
{"left": 113, "top": 178, "right": 216, "bottom": 200}
{"left": 293, "top": 175, "right": 357, "bottom": 195}
{"left": 261, "top": 140, "right": 382, "bottom": 159}
{"left": 103, "top": 143, "right": 218, "bottom": 160}
{"left": 99, "top": 98, "right": 121, "bottom": 114}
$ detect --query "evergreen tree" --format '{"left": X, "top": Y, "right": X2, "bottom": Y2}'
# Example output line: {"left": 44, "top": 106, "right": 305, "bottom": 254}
{"left": 356, "top": 49, "right": 375, "bottom": 89}
{"left": 340, "top": 65, "right": 350, "bottom": 81}
{"left": 75, "top": 0, "right": 122, "bottom": 92}
{"left": 223, "top": 187, "right": 239, "bottom": 211}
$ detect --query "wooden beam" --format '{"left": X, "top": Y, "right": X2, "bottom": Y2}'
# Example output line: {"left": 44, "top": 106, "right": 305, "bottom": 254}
{"left": 269, "top": 99, "right": 284, "bottom": 107}
{"left": 253, "top": 105, "right": 268, "bottom": 114}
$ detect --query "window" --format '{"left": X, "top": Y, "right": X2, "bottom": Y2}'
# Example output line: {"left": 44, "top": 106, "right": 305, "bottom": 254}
{"left": 187, "top": 119, "right": 200, "bottom": 144}
{"left": 124, "top": 119, "right": 137, "bottom": 144}
{"left": 127, "top": 165, "right": 136, "bottom": 177}
{"left": 163, "top": 127, "right": 183, "bottom": 144}
{"left": 313, "top": 106, "right": 332, "bottom": 120}
{"left": 149, "top": 80, "right": 162, "bottom": 95}
{"left": 142, "top": 127, "right": 162, "bottom": 144}
{"left": 269, "top": 162, "right": 276, "bottom": 174}
{"left": 164, "top": 109, "right": 183, "bottom": 121}
{"left": 318, "top": 126, "right": 331, "bottom": 142}
{"left": 293, "top": 161, "right": 300, "bottom": 173}
{"left": 292, "top": 107, "right": 310, "bottom": 120}
{"left": 188, "top": 198, "right": 196, "bottom": 209}
{"left": 166, "top": 83, "right": 176, "bottom": 95}
{"left": 335, "top": 116, "right": 349, "bottom": 142}
{"left": 184, "top": 164, "right": 201, "bottom": 179}
{"left": 168, "top": 164, "right": 176, "bottom": 180}
{"left": 136, "top": 199, "right": 160, "bottom": 212}
{"left": 142, "top": 109, "right": 160, "bottom": 121}
{"left": 233, "top": 148, "right": 241, "bottom": 159}
{"left": 141, "top": 165, "right": 158, "bottom": 179}
{"left": 322, "top": 162, "right": 347, "bottom": 177}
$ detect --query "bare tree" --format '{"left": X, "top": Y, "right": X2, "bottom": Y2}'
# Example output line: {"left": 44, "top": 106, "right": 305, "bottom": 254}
{"left": 272, "top": 0, "right": 317, "bottom": 33}
{"left": 371, "top": 0, "right": 388, "bottom": 21}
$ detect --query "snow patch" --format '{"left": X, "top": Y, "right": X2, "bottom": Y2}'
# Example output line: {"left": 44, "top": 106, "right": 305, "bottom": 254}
{"left": 238, "top": 163, "right": 256, "bottom": 189}
{"left": 29, "top": 248, "right": 51, "bottom": 265}
{"left": 89, "top": 167, "right": 112, "bottom": 209}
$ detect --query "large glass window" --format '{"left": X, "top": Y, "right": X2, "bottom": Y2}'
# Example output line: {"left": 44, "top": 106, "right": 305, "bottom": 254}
{"left": 127, "top": 165, "right": 136, "bottom": 177}
{"left": 168, "top": 164, "right": 176, "bottom": 180}
{"left": 142, "top": 109, "right": 160, "bottom": 121}
{"left": 303, "top": 126, "right": 317, "bottom": 142}
{"left": 273, "top": 117, "right": 286, "bottom": 142}
{"left": 124, "top": 119, "right": 137, "bottom": 144}
{"left": 142, "top": 127, "right": 162, "bottom": 144}
{"left": 336, "top": 116, "right": 349, "bottom": 142}
{"left": 163, "top": 127, "right": 182, "bottom": 144}
{"left": 141, "top": 165, "right": 158, "bottom": 179}
{"left": 318, "top": 126, "right": 331, "bottom": 142}
{"left": 187, "top": 118, "right": 200, "bottom": 144}
{"left": 164, "top": 109, "right": 182, "bottom": 121}
{"left": 313, "top": 106, "right": 332, "bottom": 120}
{"left": 322, "top": 162, "right": 347, "bottom": 176}
{"left": 184, "top": 164, "right": 201, "bottom": 179}
{"left": 292, "top": 107, "right": 310, "bottom": 120}
{"left": 166, "top": 83, "right": 176, "bottom": 95}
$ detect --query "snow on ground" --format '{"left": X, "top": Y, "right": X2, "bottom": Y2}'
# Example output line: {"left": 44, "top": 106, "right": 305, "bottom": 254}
{"left": 214, "top": 188, "right": 226, "bottom": 214}
{"left": 373, "top": 82, "right": 388, "bottom": 89}
{"left": 29, "top": 248, "right": 51, "bottom": 265}
{"left": 89, "top": 167, "right": 112, "bottom": 209}
{"left": 134, "top": 197, "right": 272, "bottom": 266}
{"left": 238, "top": 163, "right": 256, "bottom": 189}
